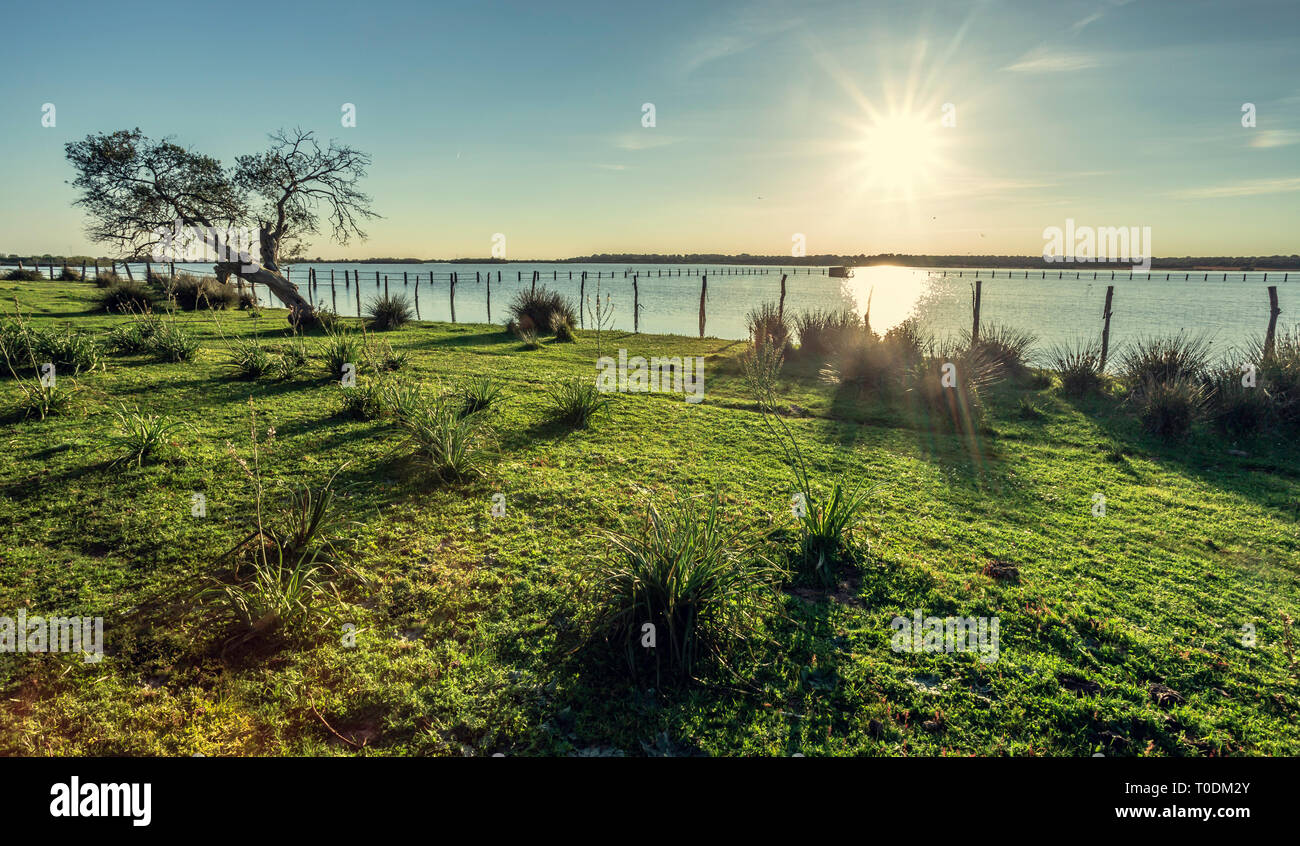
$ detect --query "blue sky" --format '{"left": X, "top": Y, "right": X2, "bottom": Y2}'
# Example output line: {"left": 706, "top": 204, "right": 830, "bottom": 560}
{"left": 1, "top": 0, "right": 1297, "bottom": 258}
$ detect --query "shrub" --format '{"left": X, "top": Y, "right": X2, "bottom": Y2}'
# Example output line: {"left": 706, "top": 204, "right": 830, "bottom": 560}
{"left": 793, "top": 479, "right": 872, "bottom": 587}
{"left": 906, "top": 343, "right": 1002, "bottom": 429}
{"left": 545, "top": 377, "right": 610, "bottom": 428}
{"left": 745, "top": 302, "right": 792, "bottom": 353}
{"left": 881, "top": 319, "right": 926, "bottom": 368}
{"left": 321, "top": 325, "right": 365, "bottom": 381}
{"left": 1121, "top": 334, "right": 1212, "bottom": 388}
{"left": 1207, "top": 367, "right": 1271, "bottom": 436}
{"left": 508, "top": 287, "right": 577, "bottom": 334}
{"left": 149, "top": 319, "right": 200, "bottom": 363}
{"left": 967, "top": 324, "right": 1036, "bottom": 379}
{"left": 58, "top": 267, "right": 82, "bottom": 281}
{"left": 339, "top": 379, "right": 385, "bottom": 420}
{"left": 1136, "top": 376, "right": 1206, "bottom": 440}
{"left": 93, "top": 271, "right": 121, "bottom": 289}
{"left": 590, "top": 491, "right": 779, "bottom": 682}
{"left": 4, "top": 269, "right": 44, "bottom": 282}
{"left": 458, "top": 375, "right": 504, "bottom": 417}
{"left": 227, "top": 338, "right": 274, "bottom": 380}
{"left": 1253, "top": 328, "right": 1300, "bottom": 427}
{"left": 108, "top": 404, "right": 188, "bottom": 467}
{"left": 0, "top": 317, "right": 38, "bottom": 372}
{"left": 272, "top": 337, "right": 310, "bottom": 380}
{"left": 365, "top": 294, "right": 414, "bottom": 331}
{"left": 163, "top": 273, "right": 240, "bottom": 310}
{"left": 104, "top": 313, "right": 160, "bottom": 354}
{"left": 32, "top": 327, "right": 103, "bottom": 375}
{"left": 1051, "top": 339, "right": 1105, "bottom": 396}
{"left": 553, "top": 315, "right": 576, "bottom": 343}
{"left": 822, "top": 332, "right": 901, "bottom": 396}
{"left": 397, "top": 392, "right": 491, "bottom": 482}
{"left": 97, "top": 281, "right": 154, "bottom": 313}
{"left": 369, "top": 339, "right": 408, "bottom": 372}
{"left": 794, "top": 308, "right": 861, "bottom": 361}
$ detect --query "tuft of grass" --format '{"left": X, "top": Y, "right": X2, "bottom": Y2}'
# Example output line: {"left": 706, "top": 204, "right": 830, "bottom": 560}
{"left": 1018, "top": 396, "right": 1046, "bottom": 420}
{"left": 58, "top": 267, "right": 82, "bottom": 282}
{"left": 1253, "top": 328, "right": 1300, "bottom": 428}
{"left": 967, "top": 324, "right": 1037, "bottom": 379}
{"left": 321, "top": 324, "right": 365, "bottom": 380}
{"left": 365, "top": 294, "right": 414, "bottom": 331}
{"left": 552, "top": 315, "right": 577, "bottom": 343}
{"left": 338, "top": 379, "right": 385, "bottom": 421}
{"left": 1121, "top": 334, "right": 1213, "bottom": 388}
{"left": 1051, "top": 338, "right": 1105, "bottom": 397}
{"left": 508, "top": 287, "right": 577, "bottom": 335}
{"left": 590, "top": 490, "right": 780, "bottom": 683}
{"left": 793, "top": 308, "right": 862, "bottom": 361}
{"left": 108, "top": 404, "right": 188, "bottom": 467}
{"left": 149, "top": 318, "right": 200, "bottom": 363}
{"left": 1135, "top": 375, "right": 1207, "bottom": 440}
{"left": 226, "top": 338, "right": 274, "bottom": 380}
{"left": 1207, "top": 366, "right": 1273, "bottom": 436}
{"left": 396, "top": 392, "right": 492, "bottom": 482}
{"left": 33, "top": 327, "right": 103, "bottom": 375}
{"left": 368, "top": 339, "right": 409, "bottom": 372}
{"left": 905, "top": 343, "right": 1002, "bottom": 430}
{"left": 16, "top": 377, "right": 74, "bottom": 421}
{"left": 92, "top": 271, "right": 122, "bottom": 288}
{"left": 457, "top": 375, "right": 504, "bottom": 417}
{"left": 96, "top": 281, "right": 154, "bottom": 314}
{"left": 545, "top": 377, "right": 610, "bottom": 428}
{"left": 4, "top": 269, "right": 45, "bottom": 282}
{"left": 793, "top": 479, "right": 872, "bottom": 587}
{"left": 746, "top": 301, "right": 792, "bottom": 354}
{"left": 162, "top": 273, "right": 240, "bottom": 310}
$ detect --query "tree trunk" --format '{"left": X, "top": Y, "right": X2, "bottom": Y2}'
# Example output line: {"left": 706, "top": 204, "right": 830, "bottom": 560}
{"left": 215, "top": 262, "right": 313, "bottom": 325}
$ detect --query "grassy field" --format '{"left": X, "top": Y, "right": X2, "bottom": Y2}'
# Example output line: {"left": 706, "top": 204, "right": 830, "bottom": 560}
{"left": 1, "top": 278, "right": 1298, "bottom": 756}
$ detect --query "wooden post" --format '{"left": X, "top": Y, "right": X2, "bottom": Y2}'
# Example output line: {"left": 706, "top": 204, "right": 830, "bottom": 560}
{"left": 485, "top": 271, "right": 491, "bottom": 323}
{"left": 81, "top": 260, "right": 86, "bottom": 279}
{"left": 531, "top": 269, "right": 537, "bottom": 294}
{"left": 632, "top": 273, "right": 639, "bottom": 333}
{"left": 355, "top": 271, "right": 362, "bottom": 316}
{"left": 384, "top": 275, "right": 390, "bottom": 298}
{"left": 970, "top": 279, "right": 982, "bottom": 344}
{"left": 1265, "top": 286, "right": 1281, "bottom": 359}
{"left": 699, "top": 275, "right": 707, "bottom": 338}
{"left": 403, "top": 271, "right": 408, "bottom": 286}
{"left": 1100, "top": 285, "right": 1115, "bottom": 372}
{"left": 778, "top": 273, "right": 787, "bottom": 322}
{"left": 122, "top": 261, "right": 134, "bottom": 281}
{"left": 331, "top": 276, "right": 338, "bottom": 313}
{"left": 579, "top": 271, "right": 586, "bottom": 328}
{"left": 450, "top": 272, "right": 457, "bottom": 323}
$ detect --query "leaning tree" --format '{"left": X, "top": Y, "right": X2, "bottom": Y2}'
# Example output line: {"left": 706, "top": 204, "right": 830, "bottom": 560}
{"left": 65, "top": 127, "right": 378, "bottom": 325}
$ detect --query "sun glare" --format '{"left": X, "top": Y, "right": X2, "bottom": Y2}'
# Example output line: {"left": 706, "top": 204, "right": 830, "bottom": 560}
{"left": 857, "top": 112, "right": 943, "bottom": 196}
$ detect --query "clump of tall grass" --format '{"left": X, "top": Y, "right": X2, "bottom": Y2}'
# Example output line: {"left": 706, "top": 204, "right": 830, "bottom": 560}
{"left": 321, "top": 324, "right": 365, "bottom": 380}
{"left": 1121, "top": 334, "right": 1212, "bottom": 387}
{"left": 1050, "top": 338, "right": 1105, "bottom": 396}
{"left": 272, "top": 336, "right": 310, "bottom": 380}
{"left": 508, "top": 287, "right": 577, "bottom": 335}
{"left": 104, "top": 312, "right": 160, "bottom": 354}
{"left": 1253, "top": 328, "right": 1300, "bottom": 427}
{"left": 338, "top": 379, "right": 385, "bottom": 420}
{"left": 97, "top": 280, "right": 154, "bottom": 313}
{"left": 365, "top": 294, "right": 414, "bottom": 331}
{"left": 15, "top": 378, "right": 74, "bottom": 421}
{"left": 149, "top": 318, "right": 200, "bottom": 363}
{"left": 965, "top": 324, "right": 1037, "bottom": 380}
{"left": 905, "top": 342, "right": 1003, "bottom": 430}
{"left": 58, "top": 267, "right": 82, "bottom": 281}
{"left": 793, "top": 308, "right": 862, "bottom": 361}
{"left": 545, "top": 377, "right": 610, "bottom": 428}
{"left": 93, "top": 271, "right": 122, "bottom": 289}
{"left": 746, "top": 301, "right": 792, "bottom": 354}
{"left": 458, "top": 375, "right": 504, "bottom": 417}
{"left": 108, "top": 404, "right": 189, "bottom": 467}
{"left": 1206, "top": 367, "right": 1272, "bottom": 436}
{"left": 368, "top": 339, "right": 409, "bottom": 372}
{"left": 226, "top": 337, "right": 274, "bottom": 380}
{"left": 396, "top": 392, "right": 492, "bottom": 482}
{"left": 1135, "top": 376, "right": 1206, "bottom": 440}
{"left": 32, "top": 327, "right": 103, "bottom": 375}
{"left": 821, "top": 331, "right": 901, "bottom": 397}
{"left": 0, "top": 317, "right": 38, "bottom": 375}
{"left": 4, "top": 269, "right": 44, "bottom": 282}
{"left": 553, "top": 315, "right": 577, "bottom": 342}
{"left": 589, "top": 490, "right": 780, "bottom": 682}
{"left": 162, "top": 272, "right": 240, "bottom": 310}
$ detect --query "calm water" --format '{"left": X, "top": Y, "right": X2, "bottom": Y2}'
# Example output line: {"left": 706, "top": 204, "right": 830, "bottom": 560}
{"left": 114, "top": 262, "right": 1297, "bottom": 358}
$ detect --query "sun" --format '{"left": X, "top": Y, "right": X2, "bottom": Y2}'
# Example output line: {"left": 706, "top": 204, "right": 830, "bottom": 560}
{"left": 856, "top": 112, "right": 943, "bottom": 196}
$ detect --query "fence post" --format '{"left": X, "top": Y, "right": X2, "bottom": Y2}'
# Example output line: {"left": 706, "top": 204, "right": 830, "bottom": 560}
{"left": 579, "top": 271, "right": 586, "bottom": 328}
{"left": 450, "top": 272, "right": 457, "bottom": 323}
{"left": 122, "top": 261, "right": 134, "bottom": 281}
{"left": 81, "top": 260, "right": 86, "bottom": 279}
{"left": 485, "top": 271, "right": 491, "bottom": 323}
{"left": 355, "top": 271, "right": 362, "bottom": 316}
{"left": 699, "top": 275, "right": 707, "bottom": 338}
{"left": 778, "top": 273, "right": 787, "bottom": 322}
{"left": 384, "top": 275, "right": 389, "bottom": 298}
{"left": 632, "top": 273, "right": 639, "bottom": 333}
{"left": 1100, "top": 285, "right": 1115, "bottom": 372}
{"left": 1265, "top": 286, "right": 1281, "bottom": 359}
{"left": 970, "top": 279, "right": 982, "bottom": 344}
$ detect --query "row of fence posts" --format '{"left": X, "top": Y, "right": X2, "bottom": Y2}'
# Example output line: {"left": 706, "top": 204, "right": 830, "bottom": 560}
{"left": 942, "top": 268, "right": 1291, "bottom": 283}
{"left": 967, "top": 280, "right": 1285, "bottom": 369}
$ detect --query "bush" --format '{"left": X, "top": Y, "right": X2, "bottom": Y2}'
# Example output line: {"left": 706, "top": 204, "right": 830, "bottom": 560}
{"left": 906, "top": 343, "right": 1002, "bottom": 429}
{"left": 93, "top": 271, "right": 122, "bottom": 289}
{"left": 365, "top": 294, "right": 414, "bottom": 331}
{"left": 226, "top": 338, "right": 274, "bottom": 380}
{"left": 966, "top": 324, "right": 1036, "bottom": 379}
{"left": 149, "top": 319, "right": 200, "bottom": 363}
{"left": 0, "top": 317, "right": 38, "bottom": 372}
{"left": 1136, "top": 376, "right": 1206, "bottom": 440}
{"left": 508, "top": 287, "right": 577, "bottom": 334}
{"left": 746, "top": 302, "right": 792, "bottom": 353}
{"left": 338, "top": 379, "right": 385, "bottom": 420}
{"left": 1254, "top": 328, "right": 1300, "bottom": 427}
{"left": 553, "top": 316, "right": 576, "bottom": 343}
{"left": 881, "top": 319, "right": 926, "bottom": 368}
{"left": 1051, "top": 339, "right": 1105, "bottom": 396}
{"left": 1207, "top": 367, "right": 1272, "bottom": 436}
{"left": 545, "top": 377, "right": 610, "bottom": 428}
{"left": 4, "top": 269, "right": 45, "bottom": 282}
{"left": 397, "top": 392, "right": 491, "bottom": 482}
{"left": 108, "top": 404, "right": 188, "bottom": 467}
{"left": 32, "top": 327, "right": 103, "bottom": 375}
{"left": 590, "top": 491, "right": 779, "bottom": 682}
{"left": 321, "top": 325, "right": 365, "bottom": 381}
{"left": 58, "top": 267, "right": 82, "bottom": 281}
{"left": 793, "top": 479, "right": 871, "bottom": 587}
{"left": 163, "top": 273, "right": 240, "bottom": 310}
{"left": 97, "top": 281, "right": 154, "bottom": 314}
{"left": 104, "top": 314, "right": 160, "bottom": 354}
{"left": 794, "top": 308, "right": 861, "bottom": 361}
{"left": 272, "top": 337, "right": 310, "bottom": 379}
{"left": 1121, "top": 334, "right": 1212, "bottom": 388}
{"left": 822, "top": 333, "right": 898, "bottom": 396}
{"left": 458, "top": 375, "right": 504, "bottom": 417}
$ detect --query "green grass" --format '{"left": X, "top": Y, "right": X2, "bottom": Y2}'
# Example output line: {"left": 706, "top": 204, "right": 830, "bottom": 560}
{"left": 0, "top": 279, "right": 1298, "bottom": 756}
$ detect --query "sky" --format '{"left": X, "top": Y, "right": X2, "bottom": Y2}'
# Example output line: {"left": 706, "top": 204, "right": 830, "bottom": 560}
{"left": 0, "top": 0, "right": 1297, "bottom": 260}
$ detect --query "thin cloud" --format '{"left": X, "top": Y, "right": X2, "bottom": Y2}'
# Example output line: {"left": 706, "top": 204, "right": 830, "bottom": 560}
{"left": 1174, "top": 177, "right": 1300, "bottom": 199}
{"left": 1249, "top": 130, "right": 1300, "bottom": 148}
{"left": 1003, "top": 48, "right": 1101, "bottom": 73}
